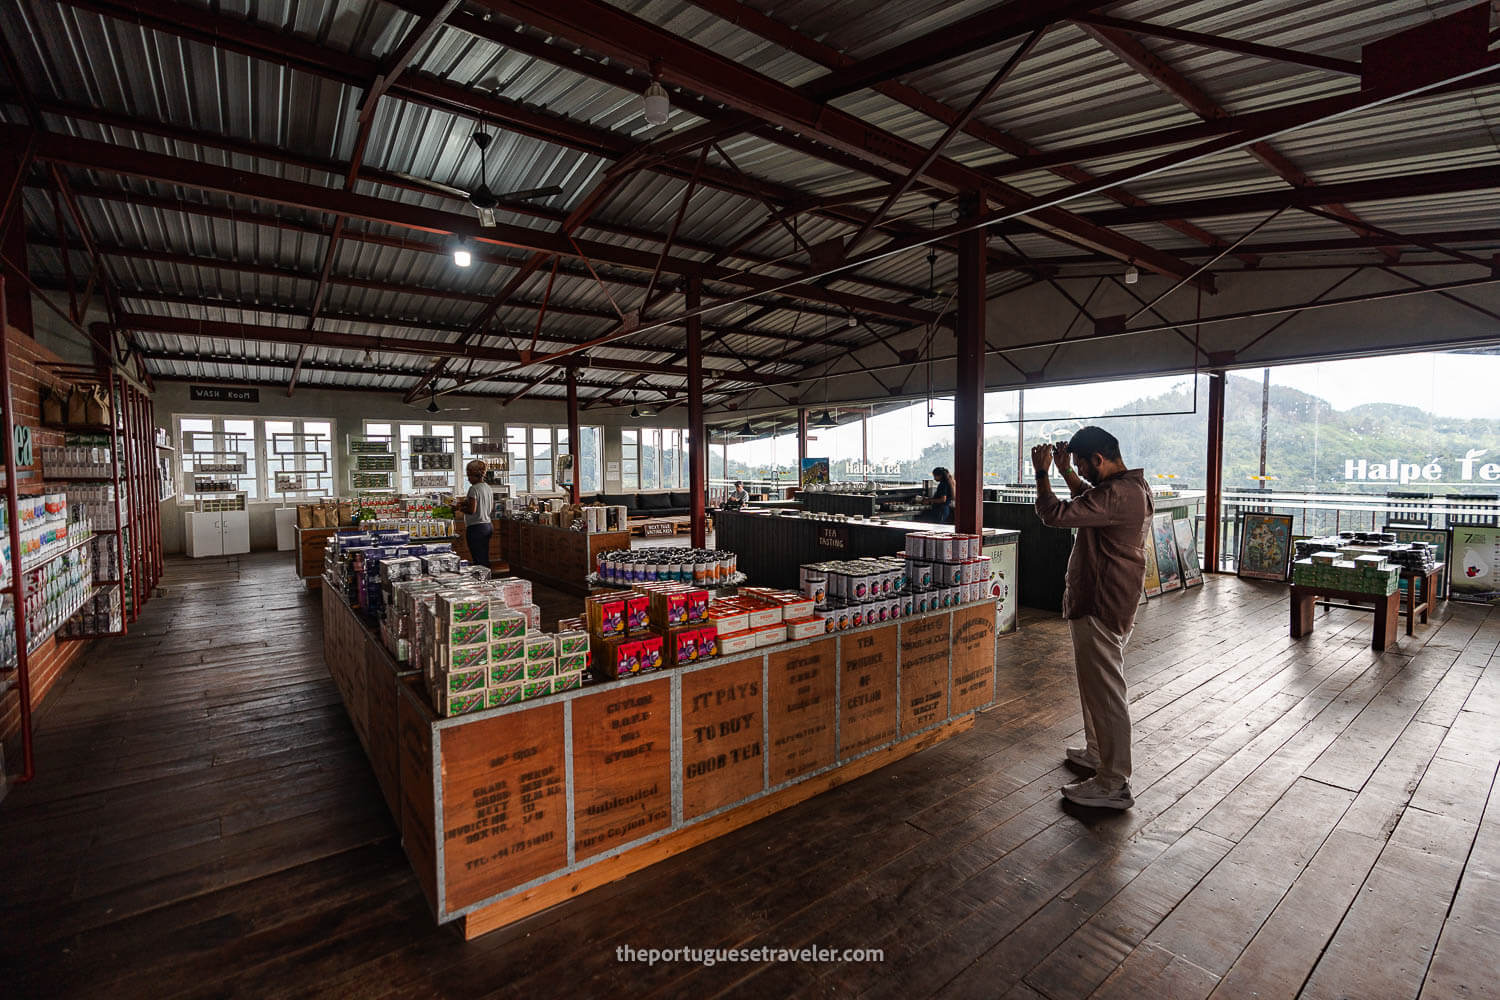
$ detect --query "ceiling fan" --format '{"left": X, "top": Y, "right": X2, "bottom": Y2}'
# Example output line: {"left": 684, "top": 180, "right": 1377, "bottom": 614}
{"left": 407, "top": 384, "right": 474, "bottom": 414}
{"left": 394, "top": 130, "right": 564, "bottom": 226}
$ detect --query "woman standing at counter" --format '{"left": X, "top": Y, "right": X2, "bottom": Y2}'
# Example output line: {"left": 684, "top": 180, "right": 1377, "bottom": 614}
{"left": 916, "top": 467, "right": 955, "bottom": 523}
{"left": 460, "top": 459, "right": 495, "bottom": 573}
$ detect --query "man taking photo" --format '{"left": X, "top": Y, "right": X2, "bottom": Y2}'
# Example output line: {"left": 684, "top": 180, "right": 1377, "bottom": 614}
{"left": 1032, "top": 427, "right": 1154, "bottom": 810}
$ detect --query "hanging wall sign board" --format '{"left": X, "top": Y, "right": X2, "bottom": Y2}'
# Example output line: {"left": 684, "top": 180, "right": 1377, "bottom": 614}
{"left": 190, "top": 385, "right": 260, "bottom": 403}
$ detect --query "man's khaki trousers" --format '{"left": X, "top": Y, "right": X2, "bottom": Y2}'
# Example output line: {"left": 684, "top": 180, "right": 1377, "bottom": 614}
{"left": 1069, "top": 615, "right": 1133, "bottom": 786}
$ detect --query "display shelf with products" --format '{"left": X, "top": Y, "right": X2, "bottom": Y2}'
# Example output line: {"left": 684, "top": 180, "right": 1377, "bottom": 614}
{"left": 316, "top": 542, "right": 1010, "bottom": 937}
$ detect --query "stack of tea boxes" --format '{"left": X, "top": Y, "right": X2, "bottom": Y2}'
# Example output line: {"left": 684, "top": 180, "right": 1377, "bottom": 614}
{"left": 1290, "top": 534, "right": 1406, "bottom": 596}
{"left": 419, "top": 581, "right": 590, "bottom": 717}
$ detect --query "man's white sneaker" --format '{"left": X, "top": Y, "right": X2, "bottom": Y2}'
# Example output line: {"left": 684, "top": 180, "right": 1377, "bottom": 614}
{"left": 1061, "top": 776, "right": 1134, "bottom": 810}
{"left": 1065, "top": 746, "right": 1100, "bottom": 770}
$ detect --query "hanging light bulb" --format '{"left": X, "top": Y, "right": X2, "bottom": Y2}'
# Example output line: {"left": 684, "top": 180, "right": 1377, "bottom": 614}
{"left": 453, "top": 241, "right": 473, "bottom": 268}
{"left": 1124, "top": 259, "right": 1139, "bottom": 285}
{"left": 847, "top": 313, "right": 857, "bottom": 328}
{"left": 643, "top": 80, "right": 669, "bottom": 125}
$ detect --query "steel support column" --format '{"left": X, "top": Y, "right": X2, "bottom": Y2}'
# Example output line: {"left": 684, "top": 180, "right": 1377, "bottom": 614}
{"left": 686, "top": 278, "right": 707, "bottom": 548}
{"left": 796, "top": 407, "right": 808, "bottom": 491}
{"left": 566, "top": 366, "right": 581, "bottom": 504}
{"left": 4, "top": 210, "right": 31, "bottom": 337}
{"left": 1204, "top": 371, "right": 1226, "bottom": 572}
{"left": 954, "top": 193, "right": 986, "bottom": 537}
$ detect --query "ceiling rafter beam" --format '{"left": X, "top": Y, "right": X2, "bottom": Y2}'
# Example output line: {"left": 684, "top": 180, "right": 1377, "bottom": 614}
{"left": 13, "top": 127, "right": 938, "bottom": 328}
{"left": 1070, "top": 14, "right": 1364, "bottom": 76}
{"left": 471, "top": 0, "right": 1204, "bottom": 285}
{"left": 1081, "top": 22, "right": 1401, "bottom": 260}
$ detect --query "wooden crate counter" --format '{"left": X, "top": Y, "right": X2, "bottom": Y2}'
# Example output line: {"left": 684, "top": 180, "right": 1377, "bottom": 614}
{"left": 318, "top": 584, "right": 1020, "bottom": 940}
{"left": 453, "top": 519, "right": 629, "bottom": 595}
{"left": 294, "top": 525, "right": 339, "bottom": 590}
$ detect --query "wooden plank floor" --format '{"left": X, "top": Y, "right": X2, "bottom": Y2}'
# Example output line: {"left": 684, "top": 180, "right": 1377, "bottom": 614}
{"left": 2, "top": 551, "right": 1497, "bottom": 999}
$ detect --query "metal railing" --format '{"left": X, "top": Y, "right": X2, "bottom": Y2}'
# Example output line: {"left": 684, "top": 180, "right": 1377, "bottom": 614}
{"left": 1215, "top": 490, "right": 1500, "bottom": 571}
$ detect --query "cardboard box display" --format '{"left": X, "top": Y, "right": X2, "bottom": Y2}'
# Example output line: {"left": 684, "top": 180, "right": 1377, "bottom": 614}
{"left": 559, "top": 652, "right": 590, "bottom": 674}
{"left": 592, "top": 637, "right": 639, "bottom": 680}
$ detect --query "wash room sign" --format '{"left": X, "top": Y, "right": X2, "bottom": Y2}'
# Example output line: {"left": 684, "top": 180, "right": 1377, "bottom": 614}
{"left": 190, "top": 385, "right": 260, "bottom": 403}
{"left": 1344, "top": 449, "right": 1500, "bottom": 485}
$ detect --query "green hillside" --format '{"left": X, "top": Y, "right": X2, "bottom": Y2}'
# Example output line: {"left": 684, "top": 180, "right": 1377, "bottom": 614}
{"left": 722, "top": 372, "right": 1500, "bottom": 496}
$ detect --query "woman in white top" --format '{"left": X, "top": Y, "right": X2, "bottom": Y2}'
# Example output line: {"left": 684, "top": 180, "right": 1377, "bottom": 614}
{"left": 460, "top": 459, "right": 495, "bottom": 572}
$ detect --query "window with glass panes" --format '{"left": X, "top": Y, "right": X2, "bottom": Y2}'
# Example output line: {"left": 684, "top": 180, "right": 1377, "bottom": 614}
{"left": 621, "top": 429, "right": 640, "bottom": 489}
{"left": 499, "top": 425, "right": 595, "bottom": 493}
{"left": 364, "top": 421, "right": 487, "bottom": 493}
{"left": 175, "top": 415, "right": 337, "bottom": 500}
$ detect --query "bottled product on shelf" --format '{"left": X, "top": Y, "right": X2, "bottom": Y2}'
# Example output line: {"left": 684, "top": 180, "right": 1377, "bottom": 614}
{"left": 60, "top": 583, "right": 123, "bottom": 638}
{"left": 595, "top": 548, "right": 737, "bottom": 586}
{"left": 1, "top": 544, "right": 96, "bottom": 667}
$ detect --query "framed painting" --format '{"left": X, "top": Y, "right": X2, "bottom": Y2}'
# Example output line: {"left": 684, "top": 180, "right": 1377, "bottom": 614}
{"left": 1153, "top": 512, "right": 1183, "bottom": 594}
{"left": 1174, "top": 516, "right": 1203, "bottom": 588}
{"left": 1142, "top": 522, "right": 1162, "bottom": 598}
{"left": 1237, "top": 512, "right": 1295, "bottom": 582}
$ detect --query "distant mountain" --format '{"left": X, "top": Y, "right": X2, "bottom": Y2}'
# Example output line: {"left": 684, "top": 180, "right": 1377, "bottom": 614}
{"left": 723, "top": 372, "right": 1500, "bottom": 495}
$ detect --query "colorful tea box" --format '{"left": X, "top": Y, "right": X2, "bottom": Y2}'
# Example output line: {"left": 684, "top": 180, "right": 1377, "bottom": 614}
{"left": 490, "top": 636, "right": 524, "bottom": 662}
{"left": 523, "top": 679, "right": 553, "bottom": 700}
{"left": 556, "top": 630, "right": 590, "bottom": 657}
{"left": 707, "top": 604, "right": 748, "bottom": 636}
{"left": 525, "top": 635, "right": 556, "bottom": 661}
{"left": 638, "top": 634, "right": 665, "bottom": 672}
{"left": 445, "top": 666, "right": 487, "bottom": 694}
{"left": 447, "top": 621, "right": 490, "bottom": 647}
{"left": 552, "top": 671, "right": 583, "bottom": 694}
{"left": 445, "top": 644, "right": 489, "bottom": 669}
{"left": 488, "top": 659, "right": 526, "bottom": 686}
{"left": 652, "top": 590, "right": 690, "bottom": 627}
{"left": 487, "top": 683, "right": 525, "bottom": 708}
{"left": 440, "top": 689, "right": 487, "bottom": 716}
{"left": 437, "top": 593, "right": 489, "bottom": 623}
{"left": 625, "top": 593, "right": 651, "bottom": 634}
{"left": 592, "top": 637, "right": 637, "bottom": 679}
{"left": 754, "top": 623, "right": 787, "bottom": 647}
{"left": 559, "top": 652, "right": 590, "bottom": 674}
{"left": 588, "top": 596, "right": 627, "bottom": 638}
{"left": 525, "top": 658, "right": 557, "bottom": 680}
{"left": 489, "top": 609, "right": 526, "bottom": 639}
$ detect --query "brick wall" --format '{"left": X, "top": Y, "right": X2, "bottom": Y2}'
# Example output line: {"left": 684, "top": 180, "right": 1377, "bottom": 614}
{"left": 1, "top": 324, "right": 95, "bottom": 755}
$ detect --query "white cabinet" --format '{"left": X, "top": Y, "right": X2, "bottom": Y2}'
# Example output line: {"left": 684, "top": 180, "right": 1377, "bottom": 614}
{"left": 273, "top": 507, "right": 298, "bottom": 551}
{"left": 184, "top": 510, "right": 251, "bottom": 558}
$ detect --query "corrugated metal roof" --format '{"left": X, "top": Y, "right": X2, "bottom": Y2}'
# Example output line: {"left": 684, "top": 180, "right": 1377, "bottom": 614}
{"left": 3, "top": 0, "right": 1496, "bottom": 404}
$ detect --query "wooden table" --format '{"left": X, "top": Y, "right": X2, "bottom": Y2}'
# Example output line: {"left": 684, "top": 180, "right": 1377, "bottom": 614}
{"left": 1289, "top": 584, "right": 1399, "bottom": 651}
{"left": 1401, "top": 563, "right": 1445, "bottom": 635}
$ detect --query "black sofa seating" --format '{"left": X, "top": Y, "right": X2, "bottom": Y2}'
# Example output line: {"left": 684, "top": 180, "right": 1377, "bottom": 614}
{"left": 579, "top": 491, "right": 699, "bottom": 518}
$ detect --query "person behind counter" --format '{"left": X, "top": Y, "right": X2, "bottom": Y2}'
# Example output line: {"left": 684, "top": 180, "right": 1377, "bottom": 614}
{"left": 1031, "top": 427, "right": 1153, "bottom": 811}
{"left": 722, "top": 480, "right": 749, "bottom": 509}
{"left": 459, "top": 458, "right": 495, "bottom": 573}
{"left": 915, "top": 467, "right": 955, "bottom": 523}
